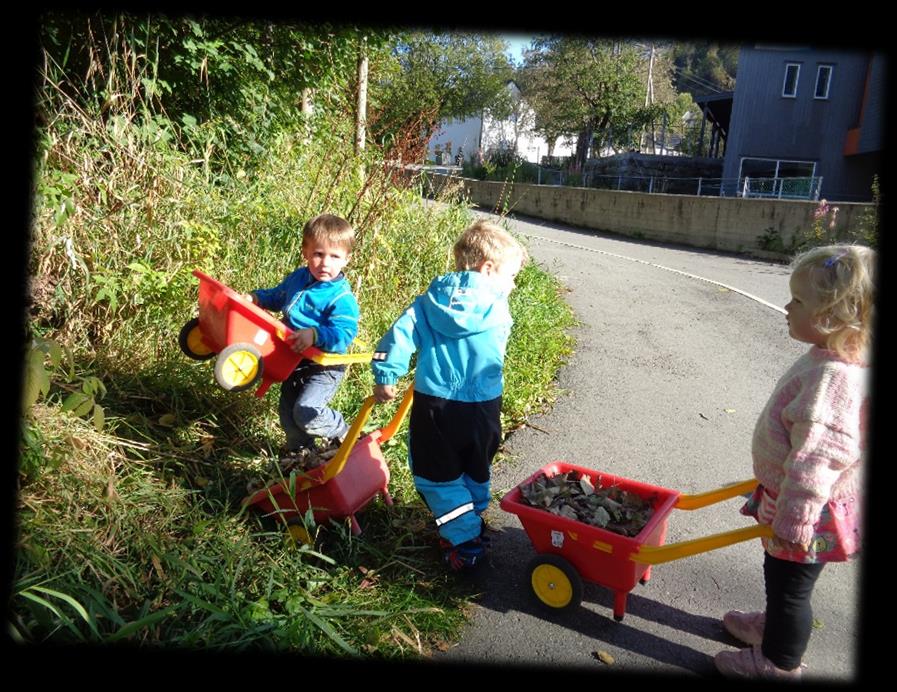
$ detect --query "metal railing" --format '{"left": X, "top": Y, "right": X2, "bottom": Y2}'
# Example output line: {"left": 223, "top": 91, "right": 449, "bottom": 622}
{"left": 739, "top": 176, "right": 822, "bottom": 200}
{"left": 531, "top": 170, "right": 822, "bottom": 200}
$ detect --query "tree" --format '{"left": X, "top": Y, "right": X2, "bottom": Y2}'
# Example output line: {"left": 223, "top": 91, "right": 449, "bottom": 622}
{"left": 669, "top": 41, "right": 738, "bottom": 96}
{"left": 39, "top": 12, "right": 390, "bottom": 168}
{"left": 367, "top": 31, "right": 514, "bottom": 152}
{"left": 519, "top": 37, "right": 662, "bottom": 168}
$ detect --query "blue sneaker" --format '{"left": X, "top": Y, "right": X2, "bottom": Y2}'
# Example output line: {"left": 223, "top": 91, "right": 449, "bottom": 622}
{"left": 440, "top": 538, "right": 485, "bottom": 571}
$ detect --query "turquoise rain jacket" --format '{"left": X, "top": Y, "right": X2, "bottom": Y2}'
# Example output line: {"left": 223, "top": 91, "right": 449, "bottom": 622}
{"left": 372, "top": 271, "right": 513, "bottom": 402}
{"left": 252, "top": 267, "right": 359, "bottom": 353}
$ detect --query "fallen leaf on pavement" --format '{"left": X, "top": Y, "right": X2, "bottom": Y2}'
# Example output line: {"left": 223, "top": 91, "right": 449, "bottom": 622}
{"left": 593, "top": 650, "right": 614, "bottom": 665}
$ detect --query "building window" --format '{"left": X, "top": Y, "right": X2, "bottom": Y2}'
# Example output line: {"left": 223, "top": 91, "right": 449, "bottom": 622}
{"left": 782, "top": 63, "right": 800, "bottom": 98}
{"left": 815, "top": 65, "right": 833, "bottom": 99}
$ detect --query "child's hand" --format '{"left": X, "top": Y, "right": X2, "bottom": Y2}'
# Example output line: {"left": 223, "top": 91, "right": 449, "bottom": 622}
{"left": 286, "top": 328, "right": 316, "bottom": 353}
{"left": 242, "top": 292, "right": 255, "bottom": 304}
{"left": 769, "top": 535, "right": 810, "bottom": 552}
{"left": 373, "top": 384, "right": 396, "bottom": 402}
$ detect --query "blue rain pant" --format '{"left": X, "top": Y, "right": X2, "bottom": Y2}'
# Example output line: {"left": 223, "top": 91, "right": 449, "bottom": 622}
{"left": 408, "top": 391, "right": 502, "bottom": 546}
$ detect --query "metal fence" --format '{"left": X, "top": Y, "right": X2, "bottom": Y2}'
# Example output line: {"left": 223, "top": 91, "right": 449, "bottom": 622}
{"left": 533, "top": 170, "right": 822, "bottom": 200}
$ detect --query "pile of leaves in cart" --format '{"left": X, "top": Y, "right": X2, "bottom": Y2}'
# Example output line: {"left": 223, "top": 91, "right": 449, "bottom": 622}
{"left": 519, "top": 470, "right": 656, "bottom": 537}
{"left": 245, "top": 439, "right": 342, "bottom": 493}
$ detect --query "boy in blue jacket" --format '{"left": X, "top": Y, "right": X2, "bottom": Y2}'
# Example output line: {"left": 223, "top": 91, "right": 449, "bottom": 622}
{"left": 247, "top": 214, "right": 359, "bottom": 461}
{"left": 371, "top": 221, "right": 527, "bottom": 570}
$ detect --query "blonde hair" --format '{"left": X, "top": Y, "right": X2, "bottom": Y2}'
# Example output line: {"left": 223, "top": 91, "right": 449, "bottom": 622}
{"left": 302, "top": 214, "right": 355, "bottom": 252}
{"left": 453, "top": 220, "right": 528, "bottom": 272}
{"left": 791, "top": 244, "right": 876, "bottom": 361}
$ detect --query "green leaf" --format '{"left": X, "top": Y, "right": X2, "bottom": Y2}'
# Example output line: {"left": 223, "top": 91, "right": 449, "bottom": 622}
{"left": 295, "top": 603, "right": 358, "bottom": 656}
{"left": 23, "top": 351, "right": 50, "bottom": 408}
{"left": 285, "top": 595, "right": 305, "bottom": 616}
{"left": 106, "top": 606, "right": 175, "bottom": 643}
{"left": 18, "top": 590, "right": 86, "bottom": 641}
{"left": 172, "top": 589, "right": 231, "bottom": 618}
{"left": 62, "top": 392, "right": 90, "bottom": 413}
{"left": 22, "top": 373, "right": 40, "bottom": 410}
{"left": 28, "top": 585, "right": 96, "bottom": 634}
{"left": 81, "top": 376, "right": 106, "bottom": 399}
{"left": 92, "top": 404, "right": 105, "bottom": 432}
{"left": 247, "top": 599, "right": 273, "bottom": 622}
{"left": 19, "top": 590, "right": 64, "bottom": 620}
{"left": 45, "top": 339, "right": 63, "bottom": 368}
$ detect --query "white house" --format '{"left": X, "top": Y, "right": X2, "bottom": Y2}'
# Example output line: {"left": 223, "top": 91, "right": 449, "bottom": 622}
{"left": 428, "top": 82, "right": 576, "bottom": 165}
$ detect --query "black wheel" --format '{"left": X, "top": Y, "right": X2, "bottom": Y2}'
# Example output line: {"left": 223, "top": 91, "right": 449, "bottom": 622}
{"left": 527, "top": 553, "right": 583, "bottom": 612}
{"left": 178, "top": 317, "right": 215, "bottom": 360}
{"left": 214, "top": 343, "right": 263, "bottom": 392}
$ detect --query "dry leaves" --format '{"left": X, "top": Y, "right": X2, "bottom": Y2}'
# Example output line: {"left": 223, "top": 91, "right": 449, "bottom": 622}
{"left": 245, "top": 440, "right": 341, "bottom": 493}
{"left": 519, "top": 471, "right": 655, "bottom": 537}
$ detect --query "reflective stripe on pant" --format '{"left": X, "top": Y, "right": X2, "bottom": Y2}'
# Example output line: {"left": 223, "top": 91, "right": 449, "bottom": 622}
{"left": 413, "top": 473, "right": 485, "bottom": 546}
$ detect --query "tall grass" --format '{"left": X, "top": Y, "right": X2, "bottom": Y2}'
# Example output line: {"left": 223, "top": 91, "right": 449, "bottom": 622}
{"left": 18, "top": 26, "right": 574, "bottom": 652}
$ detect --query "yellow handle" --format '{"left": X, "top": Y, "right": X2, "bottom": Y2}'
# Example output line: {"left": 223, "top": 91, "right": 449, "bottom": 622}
{"left": 632, "top": 524, "right": 774, "bottom": 565}
{"left": 675, "top": 478, "right": 759, "bottom": 510}
{"left": 303, "top": 346, "right": 373, "bottom": 366}
{"left": 292, "top": 390, "right": 414, "bottom": 492}
{"left": 376, "top": 389, "right": 414, "bottom": 444}
{"left": 297, "top": 396, "right": 377, "bottom": 490}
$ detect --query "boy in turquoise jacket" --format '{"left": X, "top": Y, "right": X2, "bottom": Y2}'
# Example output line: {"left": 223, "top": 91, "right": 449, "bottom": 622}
{"left": 372, "top": 220, "right": 527, "bottom": 570}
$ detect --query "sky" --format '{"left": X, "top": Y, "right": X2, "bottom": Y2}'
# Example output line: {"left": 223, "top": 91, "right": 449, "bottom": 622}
{"left": 501, "top": 34, "right": 534, "bottom": 66}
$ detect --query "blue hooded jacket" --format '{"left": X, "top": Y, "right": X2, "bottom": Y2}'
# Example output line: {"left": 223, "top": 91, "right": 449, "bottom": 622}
{"left": 252, "top": 267, "right": 359, "bottom": 353}
{"left": 372, "top": 271, "right": 513, "bottom": 402}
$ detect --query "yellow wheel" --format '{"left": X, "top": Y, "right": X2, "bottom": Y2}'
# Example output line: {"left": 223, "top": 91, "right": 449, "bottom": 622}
{"left": 286, "top": 519, "right": 313, "bottom": 546}
{"left": 178, "top": 318, "right": 215, "bottom": 360}
{"left": 214, "top": 343, "right": 263, "bottom": 392}
{"left": 528, "top": 554, "right": 583, "bottom": 611}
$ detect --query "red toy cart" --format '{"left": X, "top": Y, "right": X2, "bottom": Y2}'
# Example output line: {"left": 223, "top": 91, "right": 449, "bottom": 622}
{"left": 179, "top": 269, "right": 371, "bottom": 397}
{"left": 500, "top": 462, "right": 773, "bottom": 621}
{"left": 242, "top": 391, "right": 413, "bottom": 543}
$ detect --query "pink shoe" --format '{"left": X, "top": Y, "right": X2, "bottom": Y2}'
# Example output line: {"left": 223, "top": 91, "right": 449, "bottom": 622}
{"left": 714, "top": 645, "right": 802, "bottom": 681}
{"left": 723, "top": 610, "right": 765, "bottom": 646}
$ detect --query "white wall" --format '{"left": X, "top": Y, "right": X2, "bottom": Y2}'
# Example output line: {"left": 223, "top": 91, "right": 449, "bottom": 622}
{"left": 429, "top": 117, "right": 482, "bottom": 160}
{"left": 429, "top": 83, "right": 577, "bottom": 164}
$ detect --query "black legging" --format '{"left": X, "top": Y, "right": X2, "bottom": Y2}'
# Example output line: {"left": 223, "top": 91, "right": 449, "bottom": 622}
{"left": 762, "top": 552, "right": 825, "bottom": 670}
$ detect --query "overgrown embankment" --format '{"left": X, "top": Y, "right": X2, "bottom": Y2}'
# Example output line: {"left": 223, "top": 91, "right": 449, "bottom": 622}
{"left": 15, "top": 17, "right": 574, "bottom": 654}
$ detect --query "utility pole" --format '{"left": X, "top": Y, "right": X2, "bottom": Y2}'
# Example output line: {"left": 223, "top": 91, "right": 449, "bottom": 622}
{"left": 300, "top": 88, "right": 313, "bottom": 145}
{"left": 355, "top": 38, "right": 368, "bottom": 157}
{"left": 355, "top": 36, "right": 368, "bottom": 181}
{"left": 642, "top": 43, "right": 655, "bottom": 154}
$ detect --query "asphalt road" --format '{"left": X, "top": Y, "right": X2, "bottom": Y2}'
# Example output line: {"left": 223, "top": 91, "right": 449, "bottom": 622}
{"left": 433, "top": 210, "right": 863, "bottom": 683}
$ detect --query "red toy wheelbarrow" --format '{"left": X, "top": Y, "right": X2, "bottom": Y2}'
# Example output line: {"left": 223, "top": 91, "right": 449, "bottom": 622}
{"left": 179, "top": 269, "right": 371, "bottom": 397}
{"left": 242, "top": 390, "right": 414, "bottom": 543}
{"left": 500, "top": 462, "right": 773, "bottom": 621}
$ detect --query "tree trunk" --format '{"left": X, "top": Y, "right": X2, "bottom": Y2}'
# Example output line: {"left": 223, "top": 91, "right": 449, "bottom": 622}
{"left": 301, "top": 88, "right": 314, "bottom": 116}
{"left": 574, "top": 127, "right": 592, "bottom": 170}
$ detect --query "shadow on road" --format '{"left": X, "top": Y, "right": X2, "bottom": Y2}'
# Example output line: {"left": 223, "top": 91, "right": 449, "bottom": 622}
{"left": 457, "top": 524, "right": 739, "bottom": 675}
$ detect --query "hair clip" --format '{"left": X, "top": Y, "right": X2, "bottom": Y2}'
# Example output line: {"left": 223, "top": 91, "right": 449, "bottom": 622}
{"left": 824, "top": 249, "right": 849, "bottom": 268}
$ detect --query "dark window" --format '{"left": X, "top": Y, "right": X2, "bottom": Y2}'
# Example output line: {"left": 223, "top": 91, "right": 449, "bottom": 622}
{"left": 783, "top": 63, "right": 800, "bottom": 97}
{"left": 815, "top": 65, "right": 833, "bottom": 99}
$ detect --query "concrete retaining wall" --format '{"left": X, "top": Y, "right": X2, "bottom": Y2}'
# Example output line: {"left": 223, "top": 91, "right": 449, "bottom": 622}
{"left": 427, "top": 174, "right": 872, "bottom": 259}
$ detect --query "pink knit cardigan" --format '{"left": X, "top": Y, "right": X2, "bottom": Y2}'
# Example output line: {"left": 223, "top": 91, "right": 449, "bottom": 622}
{"left": 751, "top": 346, "right": 870, "bottom": 548}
